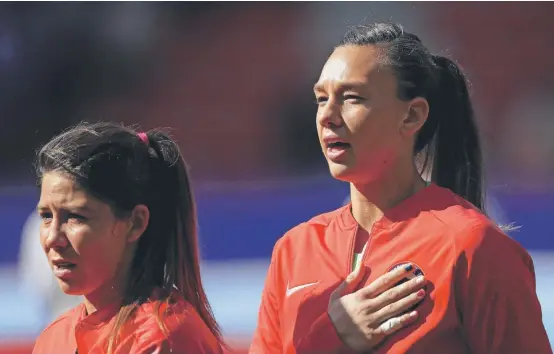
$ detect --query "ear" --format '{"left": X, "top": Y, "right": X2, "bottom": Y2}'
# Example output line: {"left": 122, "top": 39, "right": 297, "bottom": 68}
{"left": 126, "top": 204, "right": 150, "bottom": 243}
{"left": 400, "top": 97, "right": 429, "bottom": 137}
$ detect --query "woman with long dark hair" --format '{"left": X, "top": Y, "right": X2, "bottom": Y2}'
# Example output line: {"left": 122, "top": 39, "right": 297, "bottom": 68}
{"left": 32, "top": 122, "right": 224, "bottom": 354}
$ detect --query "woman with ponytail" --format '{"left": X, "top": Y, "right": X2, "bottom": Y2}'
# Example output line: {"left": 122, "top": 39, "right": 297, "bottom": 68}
{"left": 32, "top": 122, "right": 225, "bottom": 354}
{"left": 251, "top": 23, "right": 551, "bottom": 354}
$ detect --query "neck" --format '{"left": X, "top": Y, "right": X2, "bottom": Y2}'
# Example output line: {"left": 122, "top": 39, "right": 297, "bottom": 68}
{"left": 83, "top": 280, "right": 125, "bottom": 315}
{"left": 350, "top": 160, "right": 427, "bottom": 231}
{"left": 83, "top": 256, "right": 133, "bottom": 315}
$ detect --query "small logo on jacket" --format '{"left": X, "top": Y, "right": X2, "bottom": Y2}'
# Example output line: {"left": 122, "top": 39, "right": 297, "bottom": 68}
{"left": 285, "top": 281, "right": 320, "bottom": 297}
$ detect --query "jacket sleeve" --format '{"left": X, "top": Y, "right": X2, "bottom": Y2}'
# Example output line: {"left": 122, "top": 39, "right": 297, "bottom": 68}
{"left": 455, "top": 223, "right": 553, "bottom": 354}
{"left": 295, "top": 311, "right": 357, "bottom": 354}
{"left": 250, "top": 241, "right": 284, "bottom": 354}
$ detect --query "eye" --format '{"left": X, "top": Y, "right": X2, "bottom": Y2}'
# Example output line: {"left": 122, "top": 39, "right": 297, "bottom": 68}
{"left": 39, "top": 211, "right": 52, "bottom": 220}
{"left": 68, "top": 213, "right": 87, "bottom": 223}
{"left": 39, "top": 211, "right": 53, "bottom": 224}
{"left": 344, "top": 94, "right": 364, "bottom": 102}
{"left": 315, "top": 96, "right": 328, "bottom": 105}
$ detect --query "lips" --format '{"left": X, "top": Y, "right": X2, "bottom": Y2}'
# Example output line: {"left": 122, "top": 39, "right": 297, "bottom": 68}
{"left": 322, "top": 132, "right": 351, "bottom": 148}
{"left": 51, "top": 259, "right": 77, "bottom": 280}
{"left": 52, "top": 259, "right": 76, "bottom": 268}
{"left": 327, "top": 141, "right": 351, "bottom": 149}
{"left": 322, "top": 135, "right": 351, "bottom": 162}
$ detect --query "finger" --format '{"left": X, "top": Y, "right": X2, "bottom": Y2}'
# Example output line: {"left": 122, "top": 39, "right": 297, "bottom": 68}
{"left": 370, "top": 288, "right": 425, "bottom": 324}
{"left": 329, "top": 263, "right": 366, "bottom": 303}
{"left": 375, "top": 311, "right": 418, "bottom": 336}
{"left": 367, "top": 275, "right": 426, "bottom": 308}
{"left": 357, "top": 263, "right": 417, "bottom": 299}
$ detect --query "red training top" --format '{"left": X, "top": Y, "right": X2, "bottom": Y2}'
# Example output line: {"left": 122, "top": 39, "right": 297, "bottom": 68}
{"left": 251, "top": 183, "right": 552, "bottom": 354}
{"left": 33, "top": 290, "right": 224, "bottom": 354}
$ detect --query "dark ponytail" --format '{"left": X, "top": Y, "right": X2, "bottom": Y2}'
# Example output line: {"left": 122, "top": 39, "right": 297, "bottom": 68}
{"left": 143, "top": 130, "right": 223, "bottom": 344}
{"left": 339, "top": 23, "right": 486, "bottom": 211}
{"left": 426, "top": 55, "right": 484, "bottom": 210}
{"left": 109, "top": 129, "right": 224, "bottom": 352}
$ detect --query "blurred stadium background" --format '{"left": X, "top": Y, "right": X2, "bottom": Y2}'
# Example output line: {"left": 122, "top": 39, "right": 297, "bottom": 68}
{"left": 0, "top": 2, "right": 552, "bottom": 353}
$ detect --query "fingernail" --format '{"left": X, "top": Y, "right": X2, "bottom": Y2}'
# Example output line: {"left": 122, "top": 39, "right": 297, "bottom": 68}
{"left": 404, "top": 264, "right": 413, "bottom": 272}
{"left": 417, "top": 289, "right": 425, "bottom": 297}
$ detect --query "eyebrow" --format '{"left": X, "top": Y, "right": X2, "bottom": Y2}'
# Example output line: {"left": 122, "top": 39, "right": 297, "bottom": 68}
{"left": 36, "top": 204, "right": 91, "bottom": 213}
{"left": 313, "top": 81, "right": 368, "bottom": 92}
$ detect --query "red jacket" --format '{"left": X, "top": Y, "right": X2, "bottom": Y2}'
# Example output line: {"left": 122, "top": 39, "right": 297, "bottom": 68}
{"left": 251, "top": 184, "right": 552, "bottom": 354}
{"left": 33, "top": 291, "right": 224, "bottom": 354}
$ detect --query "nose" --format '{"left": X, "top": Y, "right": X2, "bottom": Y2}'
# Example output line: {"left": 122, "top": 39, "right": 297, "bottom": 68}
{"left": 43, "top": 217, "right": 70, "bottom": 250}
{"left": 317, "top": 99, "right": 343, "bottom": 128}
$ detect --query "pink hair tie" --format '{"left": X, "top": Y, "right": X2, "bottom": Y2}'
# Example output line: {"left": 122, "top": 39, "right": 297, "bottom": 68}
{"left": 137, "top": 132, "right": 149, "bottom": 145}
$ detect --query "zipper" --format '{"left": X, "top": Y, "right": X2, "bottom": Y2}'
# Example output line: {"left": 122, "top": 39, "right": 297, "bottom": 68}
{"left": 345, "top": 224, "right": 359, "bottom": 276}
{"left": 361, "top": 222, "right": 377, "bottom": 267}
{"left": 346, "top": 221, "right": 378, "bottom": 277}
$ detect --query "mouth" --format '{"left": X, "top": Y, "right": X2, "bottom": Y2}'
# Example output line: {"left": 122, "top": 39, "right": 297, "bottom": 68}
{"left": 52, "top": 260, "right": 77, "bottom": 273}
{"left": 325, "top": 141, "right": 351, "bottom": 161}
{"left": 54, "top": 262, "right": 76, "bottom": 269}
{"left": 327, "top": 141, "right": 351, "bottom": 149}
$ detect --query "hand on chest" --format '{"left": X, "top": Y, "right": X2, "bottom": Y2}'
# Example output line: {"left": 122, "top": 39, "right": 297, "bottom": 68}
{"left": 281, "top": 237, "right": 455, "bottom": 352}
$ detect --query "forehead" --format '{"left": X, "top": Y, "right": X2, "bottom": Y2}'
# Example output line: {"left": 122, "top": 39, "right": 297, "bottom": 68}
{"left": 315, "top": 45, "right": 393, "bottom": 90}
{"left": 38, "top": 172, "right": 89, "bottom": 208}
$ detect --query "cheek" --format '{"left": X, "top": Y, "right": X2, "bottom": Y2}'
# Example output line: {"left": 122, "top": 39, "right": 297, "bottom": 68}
{"left": 350, "top": 112, "right": 403, "bottom": 159}
{"left": 341, "top": 106, "right": 366, "bottom": 134}
{"left": 76, "top": 227, "right": 128, "bottom": 281}
{"left": 72, "top": 223, "right": 126, "bottom": 261}
{"left": 39, "top": 224, "right": 48, "bottom": 250}
{"left": 65, "top": 223, "right": 94, "bottom": 250}
{"left": 347, "top": 110, "right": 385, "bottom": 143}
{"left": 363, "top": 108, "right": 401, "bottom": 137}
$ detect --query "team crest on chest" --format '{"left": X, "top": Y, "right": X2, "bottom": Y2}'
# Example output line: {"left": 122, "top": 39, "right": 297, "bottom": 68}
{"left": 387, "top": 262, "right": 425, "bottom": 286}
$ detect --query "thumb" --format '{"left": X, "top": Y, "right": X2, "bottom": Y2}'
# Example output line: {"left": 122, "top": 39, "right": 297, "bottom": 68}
{"left": 329, "top": 263, "right": 366, "bottom": 303}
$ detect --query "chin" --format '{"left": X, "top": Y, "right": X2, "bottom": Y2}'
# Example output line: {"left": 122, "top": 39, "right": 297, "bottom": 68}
{"left": 328, "top": 162, "right": 381, "bottom": 185}
{"left": 56, "top": 279, "right": 87, "bottom": 296}
{"left": 328, "top": 163, "right": 357, "bottom": 182}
